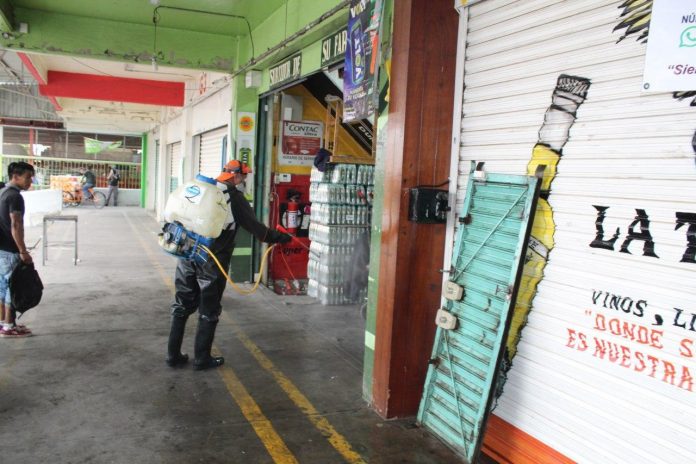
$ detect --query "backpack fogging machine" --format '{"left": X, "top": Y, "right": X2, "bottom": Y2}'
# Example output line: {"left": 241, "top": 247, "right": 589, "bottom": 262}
{"left": 158, "top": 175, "right": 228, "bottom": 263}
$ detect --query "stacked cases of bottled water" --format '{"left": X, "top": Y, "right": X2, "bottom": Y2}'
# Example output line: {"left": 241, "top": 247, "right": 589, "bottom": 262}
{"left": 307, "top": 163, "right": 374, "bottom": 305}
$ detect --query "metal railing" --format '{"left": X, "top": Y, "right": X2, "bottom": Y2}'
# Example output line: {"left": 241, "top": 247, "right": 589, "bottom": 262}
{"left": 0, "top": 154, "right": 141, "bottom": 190}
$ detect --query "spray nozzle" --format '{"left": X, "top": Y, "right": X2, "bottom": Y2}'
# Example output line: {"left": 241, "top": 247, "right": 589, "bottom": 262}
{"left": 276, "top": 225, "right": 308, "bottom": 249}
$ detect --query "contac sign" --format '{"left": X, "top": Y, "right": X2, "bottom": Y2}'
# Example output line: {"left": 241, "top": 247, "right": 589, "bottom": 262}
{"left": 285, "top": 123, "right": 320, "bottom": 135}
{"left": 269, "top": 53, "right": 302, "bottom": 89}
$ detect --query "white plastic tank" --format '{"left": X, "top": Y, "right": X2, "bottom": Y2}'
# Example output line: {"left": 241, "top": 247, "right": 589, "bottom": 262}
{"left": 164, "top": 174, "right": 228, "bottom": 238}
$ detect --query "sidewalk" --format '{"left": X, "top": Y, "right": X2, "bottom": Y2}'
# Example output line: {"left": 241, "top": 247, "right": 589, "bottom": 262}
{"left": 0, "top": 207, "right": 465, "bottom": 463}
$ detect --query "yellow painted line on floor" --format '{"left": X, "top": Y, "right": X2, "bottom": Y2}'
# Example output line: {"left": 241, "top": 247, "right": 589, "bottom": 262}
{"left": 224, "top": 315, "right": 367, "bottom": 464}
{"left": 213, "top": 347, "right": 298, "bottom": 464}
{"left": 124, "top": 213, "right": 298, "bottom": 464}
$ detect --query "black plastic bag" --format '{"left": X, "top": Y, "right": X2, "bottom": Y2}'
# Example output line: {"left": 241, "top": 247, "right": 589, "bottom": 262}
{"left": 10, "top": 261, "right": 43, "bottom": 314}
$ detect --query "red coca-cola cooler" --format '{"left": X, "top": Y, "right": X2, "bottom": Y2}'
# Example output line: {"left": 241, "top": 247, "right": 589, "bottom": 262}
{"left": 269, "top": 174, "right": 311, "bottom": 294}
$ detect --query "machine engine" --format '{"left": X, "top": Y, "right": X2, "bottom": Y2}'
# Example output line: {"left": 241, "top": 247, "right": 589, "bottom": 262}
{"left": 158, "top": 221, "right": 215, "bottom": 263}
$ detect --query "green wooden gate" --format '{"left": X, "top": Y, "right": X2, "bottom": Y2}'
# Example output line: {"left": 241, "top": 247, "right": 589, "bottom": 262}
{"left": 418, "top": 162, "right": 543, "bottom": 463}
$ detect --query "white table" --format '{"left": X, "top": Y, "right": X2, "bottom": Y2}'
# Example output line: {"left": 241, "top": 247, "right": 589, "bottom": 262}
{"left": 42, "top": 215, "right": 78, "bottom": 266}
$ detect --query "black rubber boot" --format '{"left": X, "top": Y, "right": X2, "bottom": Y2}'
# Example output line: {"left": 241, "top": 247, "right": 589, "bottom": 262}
{"left": 166, "top": 316, "right": 189, "bottom": 368}
{"left": 193, "top": 318, "right": 224, "bottom": 371}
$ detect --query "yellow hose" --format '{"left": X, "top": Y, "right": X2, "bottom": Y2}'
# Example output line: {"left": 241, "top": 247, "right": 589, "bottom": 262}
{"left": 200, "top": 243, "right": 276, "bottom": 295}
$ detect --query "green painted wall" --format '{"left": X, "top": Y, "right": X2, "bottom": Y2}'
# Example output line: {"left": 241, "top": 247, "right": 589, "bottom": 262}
{"left": 0, "top": 0, "right": 13, "bottom": 32}
{"left": 232, "top": 0, "right": 347, "bottom": 135}
{"left": 233, "top": 75, "right": 259, "bottom": 138}
{"left": 236, "top": 0, "right": 347, "bottom": 66}
{"left": 256, "top": 38, "right": 325, "bottom": 95}
{"left": 0, "top": 1, "right": 348, "bottom": 72}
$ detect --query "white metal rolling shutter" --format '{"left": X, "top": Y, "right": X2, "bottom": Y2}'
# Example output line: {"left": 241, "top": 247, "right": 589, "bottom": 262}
{"left": 451, "top": 1, "right": 696, "bottom": 463}
{"left": 168, "top": 141, "right": 182, "bottom": 193}
{"left": 198, "top": 126, "right": 227, "bottom": 178}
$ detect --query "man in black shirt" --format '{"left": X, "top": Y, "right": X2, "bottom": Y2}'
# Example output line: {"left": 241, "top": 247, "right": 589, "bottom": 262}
{"left": 0, "top": 162, "right": 34, "bottom": 338}
{"left": 166, "top": 160, "right": 292, "bottom": 370}
{"left": 105, "top": 166, "right": 120, "bottom": 206}
{"left": 80, "top": 166, "right": 96, "bottom": 200}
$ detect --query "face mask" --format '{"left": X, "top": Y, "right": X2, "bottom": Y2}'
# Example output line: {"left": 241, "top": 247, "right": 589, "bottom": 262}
{"left": 236, "top": 181, "right": 247, "bottom": 193}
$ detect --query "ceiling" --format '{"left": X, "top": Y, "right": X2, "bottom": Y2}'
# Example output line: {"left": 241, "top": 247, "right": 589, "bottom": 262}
{"left": 0, "top": 0, "right": 349, "bottom": 135}
{"left": 7, "top": 0, "right": 287, "bottom": 36}
{"left": 0, "top": 49, "right": 230, "bottom": 134}
{"left": 40, "top": 54, "right": 228, "bottom": 135}
{"left": 0, "top": 0, "right": 254, "bottom": 135}
{"left": 37, "top": 54, "right": 206, "bottom": 83}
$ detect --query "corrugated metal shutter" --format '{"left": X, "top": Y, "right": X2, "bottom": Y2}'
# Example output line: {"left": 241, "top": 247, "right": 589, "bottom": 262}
{"left": 452, "top": 1, "right": 696, "bottom": 462}
{"left": 419, "top": 164, "right": 541, "bottom": 463}
{"left": 198, "top": 126, "right": 227, "bottom": 178}
{"left": 168, "top": 141, "right": 182, "bottom": 193}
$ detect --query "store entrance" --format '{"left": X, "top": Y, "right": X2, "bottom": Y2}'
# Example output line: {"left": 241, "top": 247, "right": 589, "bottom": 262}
{"left": 259, "top": 69, "right": 374, "bottom": 304}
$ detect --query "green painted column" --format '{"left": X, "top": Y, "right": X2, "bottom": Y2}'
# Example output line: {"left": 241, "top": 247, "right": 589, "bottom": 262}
{"left": 362, "top": 0, "right": 393, "bottom": 405}
{"left": 229, "top": 75, "right": 258, "bottom": 282}
{"left": 140, "top": 133, "right": 147, "bottom": 208}
{"left": 362, "top": 111, "right": 387, "bottom": 402}
{"left": 229, "top": 228, "right": 253, "bottom": 283}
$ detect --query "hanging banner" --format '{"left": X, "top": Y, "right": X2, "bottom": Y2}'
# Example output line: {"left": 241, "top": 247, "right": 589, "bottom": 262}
{"left": 237, "top": 112, "right": 256, "bottom": 201}
{"left": 643, "top": 0, "right": 696, "bottom": 91}
{"left": 84, "top": 137, "right": 121, "bottom": 154}
{"left": 343, "top": 0, "right": 382, "bottom": 122}
{"left": 279, "top": 120, "right": 323, "bottom": 167}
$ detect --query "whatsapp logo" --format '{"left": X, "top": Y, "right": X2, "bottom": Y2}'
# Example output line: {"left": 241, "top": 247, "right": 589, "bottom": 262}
{"left": 680, "top": 26, "right": 696, "bottom": 47}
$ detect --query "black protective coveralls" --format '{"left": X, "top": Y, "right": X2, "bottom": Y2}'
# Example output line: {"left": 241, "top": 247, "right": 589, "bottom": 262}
{"left": 167, "top": 186, "right": 289, "bottom": 369}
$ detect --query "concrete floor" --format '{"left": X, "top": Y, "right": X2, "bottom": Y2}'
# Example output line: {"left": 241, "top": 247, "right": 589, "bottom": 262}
{"left": 0, "top": 207, "right": 476, "bottom": 464}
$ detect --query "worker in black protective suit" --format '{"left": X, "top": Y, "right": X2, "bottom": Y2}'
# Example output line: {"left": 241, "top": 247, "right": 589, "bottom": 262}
{"left": 166, "top": 160, "right": 292, "bottom": 370}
